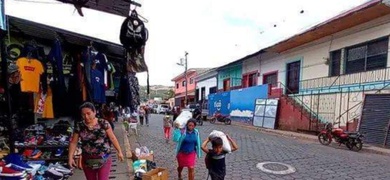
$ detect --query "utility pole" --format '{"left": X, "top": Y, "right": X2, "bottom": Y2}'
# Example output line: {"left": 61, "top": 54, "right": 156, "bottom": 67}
{"left": 184, "top": 51, "right": 188, "bottom": 106}
{"left": 177, "top": 51, "right": 189, "bottom": 107}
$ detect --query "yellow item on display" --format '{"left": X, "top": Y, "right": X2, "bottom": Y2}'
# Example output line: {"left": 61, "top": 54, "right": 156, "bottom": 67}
{"left": 16, "top": 57, "right": 44, "bottom": 93}
{"left": 34, "top": 88, "right": 54, "bottom": 119}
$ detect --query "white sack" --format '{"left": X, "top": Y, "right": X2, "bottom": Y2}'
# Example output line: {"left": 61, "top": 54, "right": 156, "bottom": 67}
{"left": 209, "top": 130, "right": 232, "bottom": 153}
{"left": 174, "top": 111, "right": 193, "bottom": 128}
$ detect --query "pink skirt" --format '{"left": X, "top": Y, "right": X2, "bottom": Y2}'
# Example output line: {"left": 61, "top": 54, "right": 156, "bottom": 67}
{"left": 177, "top": 152, "right": 196, "bottom": 168}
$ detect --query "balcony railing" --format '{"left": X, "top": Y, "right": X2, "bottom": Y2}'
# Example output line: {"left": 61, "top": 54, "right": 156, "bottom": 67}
{"left": 300, "top": 67, "right": 390, "bottom": 91}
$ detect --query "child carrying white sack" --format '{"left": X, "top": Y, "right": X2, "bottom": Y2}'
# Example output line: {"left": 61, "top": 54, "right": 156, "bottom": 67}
{"left": 173, "top": 111, "right": 193, "bottom": 129}
{"left": 208, "top": 130, "right": 232, "bottom": 153}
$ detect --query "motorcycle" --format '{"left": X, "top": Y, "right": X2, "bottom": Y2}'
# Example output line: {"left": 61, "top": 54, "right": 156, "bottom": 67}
{"left": 210, "top": 112, "right": 231, "bottom": 125}
{"left": 318, "top": 123, "right": 364, "bottom": 151}
{"left": 194, "top": 114, "right": 203, "bottom": 126}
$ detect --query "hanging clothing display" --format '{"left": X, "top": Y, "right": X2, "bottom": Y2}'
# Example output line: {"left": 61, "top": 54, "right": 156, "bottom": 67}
{"left": 126, "top": 47, "right": 150, "bottom": 94}
{"left": 128, "top": 72, "right": 140, "bottom": 112}
{"left": 118, "top": 75, "right": 130, "bottom": 108}
{"left": 126, "top": 47, "right": 148, "bottom": 73}
{"left": 91, "top": 69, "right": 106, "bottom": 104}
{"left": 34, "top": 88, "right": 54, "bottom": 119}
{"left": 82, "top": 47, "right": 97, "bottom": 89}
{"left": 47, "top": 40, "right": 65, "bottom": 87}
{"left": 68, "top": 54, "right": 84, "bottom": 121}
{"left": 16, "top": 57, "right": 44, "bottom": 93}
{"left": 94, "top": 52, "right": 109, "bottom": 86}
{"left": 107, "top": 62, "right": 116, "bottom": 90}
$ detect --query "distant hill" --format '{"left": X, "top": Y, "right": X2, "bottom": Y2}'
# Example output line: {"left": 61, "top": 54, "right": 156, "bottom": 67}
{"left": 139, "top": 85, "right": 174, "bottom": 102}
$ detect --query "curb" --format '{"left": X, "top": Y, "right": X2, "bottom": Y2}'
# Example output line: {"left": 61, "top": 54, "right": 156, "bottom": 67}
{"left": 122, "top": 125, "right": 134, "bottom": 174}
{"left": 232, "top": 122, "right": 317, "bottom": 142}
{"left": 232, "top": 122, "right": 390, "bottom": 156}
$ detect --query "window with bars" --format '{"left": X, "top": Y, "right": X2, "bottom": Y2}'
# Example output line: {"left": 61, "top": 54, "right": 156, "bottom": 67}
{"left": 263, "top": 72, "right": 278, "bottom": 87}
{"left": 209, "top": 87, "right": 217, "bottom": 94}
{"left": 242, "top": 73, "right": 257, "bottom": 88}
{"left": 182, "top": 81, "right": 186, "bottom": 87}
{"left": 330, "top": 50, "right": 341, "bottom": 76}
{"left": 346, "top": 38, "right": 388, "bottom": 74}
{"left": 248, "top": 73, "right": 257, "bottom": 87}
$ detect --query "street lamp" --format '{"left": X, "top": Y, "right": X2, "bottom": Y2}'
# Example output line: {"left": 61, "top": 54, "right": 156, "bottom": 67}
{"left": 177, "top": 51, "right": 188, "bottom": 106}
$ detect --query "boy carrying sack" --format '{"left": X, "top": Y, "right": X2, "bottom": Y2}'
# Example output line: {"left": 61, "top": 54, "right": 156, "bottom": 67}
{"left": 201, "top": 133, "right": 238, "bottom": 180}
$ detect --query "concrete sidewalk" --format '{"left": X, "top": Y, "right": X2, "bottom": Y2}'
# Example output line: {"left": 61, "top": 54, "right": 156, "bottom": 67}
{"left": 232, "top": 121, "right": 390, "bottom": 156}
{"left": 69, "top": 121, "right": 133, "bottom": 180}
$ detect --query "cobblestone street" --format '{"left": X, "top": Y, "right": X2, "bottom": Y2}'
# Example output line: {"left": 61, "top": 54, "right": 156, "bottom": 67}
{"left": 129, "top": 114, "right": 390, "bottom": 180}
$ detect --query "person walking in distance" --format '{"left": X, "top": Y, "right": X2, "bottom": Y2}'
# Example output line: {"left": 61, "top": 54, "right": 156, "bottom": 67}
{"left": 163, "top": 115, "right": 173, "bottom": 143}
{"left": 139, "top": 105, "right": 145, "bottom": 126}
{"left": 102, "top": 104, "right": 115, "bottom": 130}
{"left": 144, "top": 105, "right": 150, "bottom": 126}
{"left": 68, "top": 102, "right": 124, "bottom": 180}
{"left": 175, "top": 119, "right": 202, "bottom": 180}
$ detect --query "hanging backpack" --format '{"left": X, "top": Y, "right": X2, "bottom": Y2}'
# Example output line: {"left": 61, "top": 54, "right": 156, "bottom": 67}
{"left": 120, "top": 10, "right": 148, "bottom": 50}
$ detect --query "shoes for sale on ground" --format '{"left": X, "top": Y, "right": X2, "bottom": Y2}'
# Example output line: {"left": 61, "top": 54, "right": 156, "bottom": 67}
{"left": 0, "top": 166, "right": 25, "bottom": 177}
{"left": 4, "top": 154, "right": 33, "bottom": 171}
{"left": 25, "top": 163, "right": 41, "bottom": 176}
{"left": 36, "top": 136, "right": 45, "bottom": 146}
{"left": 44, "top": 168, "right": 63, "bottom": 180}
{"left": 22, "top": 149, "right": 34, "bottom": 158}
{"left": 41, "top": 151, "right": 52, "bottom": 159}
{"left": 5, "top": 163, "right": 28, "bottom": 172}
{"left": 48, "top": 163, "right": 72, "bottom": 175}
{"left": 54, "top": 149, "right": 64, "bottom": 157}
{"left": 33, "top": 175, "right": 44, "bottom": 180}
{"left": 37, "top": 165, "right": 48, "bottom": 175}
{"left": 31, "top": 150, "right": 42, "bottom": 159}
{"left": 25, "top": 137, "right": 37, "bottom": 146}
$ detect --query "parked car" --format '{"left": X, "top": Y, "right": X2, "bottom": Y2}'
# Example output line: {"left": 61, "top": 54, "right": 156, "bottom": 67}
{"left": 152, "top": 105, "right": 158, "bottom": 114}
{"left": 157, "top": 104, "right": 170, "bottom": 114}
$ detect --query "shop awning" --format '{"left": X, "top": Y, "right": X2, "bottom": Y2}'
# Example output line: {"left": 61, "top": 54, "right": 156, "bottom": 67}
{"left": 8, "top": 16, "right": 125, "bottom": 62}
{"left": 55, "top": 0, "right": 141, "bottom": 17}
{"left": 175, "top": 91, "right": 195, "bottom": 98}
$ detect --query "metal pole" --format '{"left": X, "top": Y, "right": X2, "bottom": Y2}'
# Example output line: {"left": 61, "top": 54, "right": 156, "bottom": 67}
{"left": 185, "top": 51, "right": 188, "bottom": 106}
{"left": 0, "top": 30, "right": 14, "bottom": 153}
{"left": 338, "top": 89, "right": 342, "bottom": 128}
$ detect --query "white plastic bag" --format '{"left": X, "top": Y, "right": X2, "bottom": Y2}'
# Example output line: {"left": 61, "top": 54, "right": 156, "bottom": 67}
{"left": 174, "top": 111, "right": 192, "bottom": 128}
{"left": 209, "top": 130, "right": 232, "bottom": 153}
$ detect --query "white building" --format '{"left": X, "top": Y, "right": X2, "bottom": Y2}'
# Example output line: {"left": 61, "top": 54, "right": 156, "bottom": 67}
{"left": 195, "top": 68, "right": 218, "bottom": 106}
{"left": 216, "top": 0, "right": 390, "bottom": 147}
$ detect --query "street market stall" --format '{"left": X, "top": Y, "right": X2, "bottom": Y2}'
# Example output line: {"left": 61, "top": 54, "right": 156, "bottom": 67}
{"left": 0, "top": 0, "right": 156, "bottom": 179}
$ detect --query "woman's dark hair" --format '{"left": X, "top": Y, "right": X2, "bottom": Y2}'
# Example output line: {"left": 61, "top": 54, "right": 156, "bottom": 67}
{"left": 211, "top": 137, "right": 223, "bottom": 148}
{"left": 186, "top": 118, "right": 197, "bottom": 127}
{"left": 80, "top": 102, "right": 96, "bottom": 112}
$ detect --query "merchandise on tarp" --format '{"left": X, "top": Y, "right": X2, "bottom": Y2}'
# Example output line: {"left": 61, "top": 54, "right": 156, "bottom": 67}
{"left": 209, "top": 130, "right": 232, "bottom": 153}
{"left": 142, "top": 168, "right": 169, "bottom": 180}
{"left": 173, "top": 111, "right": 192, "bottom": 129}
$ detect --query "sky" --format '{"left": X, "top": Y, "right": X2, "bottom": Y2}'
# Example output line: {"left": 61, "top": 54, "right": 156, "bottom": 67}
{"left": 5, "top": 0, "right": 370, "bottom": 86}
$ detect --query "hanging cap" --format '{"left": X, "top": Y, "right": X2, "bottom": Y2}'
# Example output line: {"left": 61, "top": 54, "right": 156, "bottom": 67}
{"left": 8, "top": 64, "right": 19, "bottom": 74}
